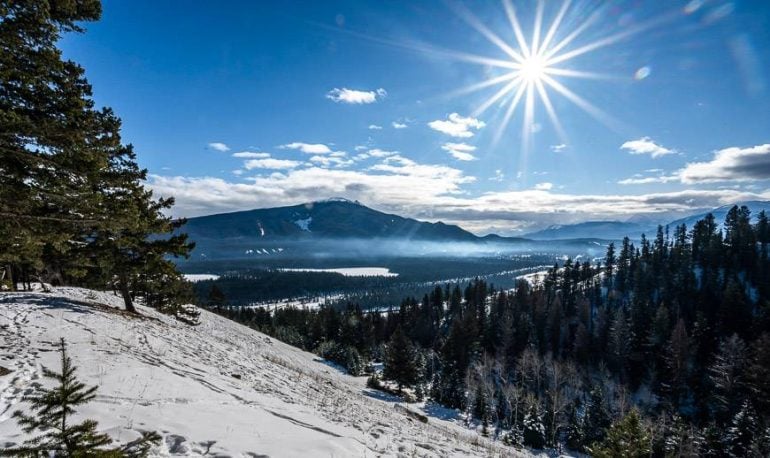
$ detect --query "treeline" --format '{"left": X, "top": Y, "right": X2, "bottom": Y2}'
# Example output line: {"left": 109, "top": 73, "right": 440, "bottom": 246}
{"left": 0, "top": 1, "right": 193, "bottom": 317}
{"left": 209, "top": 206, "right": 770, "bottom": 456}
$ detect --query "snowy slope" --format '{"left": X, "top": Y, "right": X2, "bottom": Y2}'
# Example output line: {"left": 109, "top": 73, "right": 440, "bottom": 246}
{"left": 0, "top": 288, "right": 529, "bottom": 457}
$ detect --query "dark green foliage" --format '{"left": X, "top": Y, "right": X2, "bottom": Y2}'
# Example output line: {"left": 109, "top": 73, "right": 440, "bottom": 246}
{"left": 0, "top": 339, "right": 160, "bottom": 457}
{"left": 590, "top": 409, "right": 650, "bottom": 458}
{"left": 0, "top": 0, "right": 193, "bottom": 315}
{"left": 522, "top": 404, "right": 546, "bottom": 449}
{"left": 383, "top": 327, "right": 418, "bottom": 392}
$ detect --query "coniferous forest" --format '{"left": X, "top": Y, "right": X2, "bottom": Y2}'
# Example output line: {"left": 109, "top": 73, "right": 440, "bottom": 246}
{"left": 210, "top": 207, "right": 770, "bottom": 456}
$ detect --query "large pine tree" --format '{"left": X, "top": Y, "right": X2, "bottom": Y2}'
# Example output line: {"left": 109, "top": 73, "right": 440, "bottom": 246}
{"left": 0, "top": 0, "right": 193, "bottom": 312}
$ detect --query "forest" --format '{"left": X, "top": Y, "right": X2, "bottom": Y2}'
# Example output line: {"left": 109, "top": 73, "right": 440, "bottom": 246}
{"left": 209, "top": 205, "right": 770, "bottom": 456}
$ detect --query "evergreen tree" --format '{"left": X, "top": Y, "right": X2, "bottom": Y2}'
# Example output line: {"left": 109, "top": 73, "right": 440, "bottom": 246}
{"left": 590, "top": 408, "right": 651, "bottom": 458}
{"left": 0, "top": 0, "right": 193, "bottom": 312}
{"left": 522, "top": 403, "right": 546, "bottom": 449}
{"left": 723, "top": 400, "right": 759, "bottom": 457}
{"left": 383, "top": 327, "right": 418, "bottom": 392}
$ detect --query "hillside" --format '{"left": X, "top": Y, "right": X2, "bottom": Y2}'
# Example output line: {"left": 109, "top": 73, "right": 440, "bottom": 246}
{"left": 0, "top": 288, "right": 525, "bottom": 457}
{"left": 183, "top": 198, "right": 478, "bottom": 242}
{"left": 524, "top": 220, "right": 654, "bottom": 241}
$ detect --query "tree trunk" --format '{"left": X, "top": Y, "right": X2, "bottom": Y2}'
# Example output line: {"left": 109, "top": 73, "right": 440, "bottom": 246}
{"left": 118, "top": 271, "right": 136, "bottom": 313}
{"left": 4, "top": 264, "right": 14, "bottom": 291}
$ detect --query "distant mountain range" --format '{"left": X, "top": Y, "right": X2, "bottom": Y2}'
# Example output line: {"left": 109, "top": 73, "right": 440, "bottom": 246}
{"left": 179, "top": 198, "right": 770, "bottom": 260}
{"left": 523, "top": 221, "right": 655, "bottom": 241}
{"left": 523, "top": 200, "right": 770, "bottom": 240}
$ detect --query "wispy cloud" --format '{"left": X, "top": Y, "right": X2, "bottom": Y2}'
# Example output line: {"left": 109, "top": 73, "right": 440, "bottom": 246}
{"left": 428, "top": 113, "right": 485, "bottom": 138}
{"left": 309, "top": 155, "right": 354, "bottom": 168}
{"left": 392, "top": 121, "right": 408, "bottom": 129}
{"left": 368, "top": 148, "right": 398, "bottom": 158}
{"left": 680, "top": 144, "right": 770, "bottom": 183}
{"left": 551, "top": 143, "right": 568, "bottom": 153}
{"left": 244, "top": 158, "right": 302, "bottom": 170}
{"left": 534, "top": 182, "right": 554, "bottom": 190}
{"left": 441, "top": 142, "right": 478, "bottom": 161}
{"left": 621, "top": 137, "right": 675, "bottom": 158}
{"left": 326, "top": 87, "right": 386, "bottom": 104}
{"left": 207, "top": 142, "right": 230, "bottom": 152}
{"left": 280, "top": 142, "right": 334, "bottom": 154}
{"left": 232, "top": 151, "right": 270, "bottom": 158}
{"left": 489, "top": 170, "right": 504, "bottom": 182}
{"left": 368, "top": 124, "right": 383, "bottom": 130}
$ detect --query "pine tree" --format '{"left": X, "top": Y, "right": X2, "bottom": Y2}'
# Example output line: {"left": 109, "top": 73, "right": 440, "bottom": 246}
{"left": 522, "top": 403, "right": 546, "bottom": 449}
{"left": 383, "top": 327, "right": 418, "bottom": 392}
{"left": 590, "top": 408, "right": 651, "bottom": 458}
{"left": 723, "top": 400, "right": 758, "bottom": 457}
{"left": 708, "top": 334, "right": 748, "bottom": 419}
{"left": 206, "top": 284, "right": 226, "bottom": 307}
{"left": 584, "top": 387, "right": 611, "bottom": 445}
{"left": 0, "top": 1, "right": 193, "bottom": 311}
{"left": 1, "top": 338, "right": 159, "bottom": 456}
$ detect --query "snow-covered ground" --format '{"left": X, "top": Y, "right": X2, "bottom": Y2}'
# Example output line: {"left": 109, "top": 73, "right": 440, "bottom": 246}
{"left": 0, "top": 288, "right": 529, "bottom": 457}
{"left": 279, "top": 267, "right": 399, "bottom": 277}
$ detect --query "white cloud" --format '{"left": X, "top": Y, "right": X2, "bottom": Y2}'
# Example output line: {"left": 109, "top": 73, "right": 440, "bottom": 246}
{"left": 428, "top": 113, "right": 485, "bottom": 138}
{"left": 232, "top": 151, "right": 270, "bottom": 158}
{"left": 326, "top": 87, "right": 386, "bottom": 104}
{"left": 618, "top": 175, "right": 679, "bottom": 185}
{"left": 280, "top": 142, "right": 333, "bottom": 154}
{"left": 207, "top": 142, "right": 230, "bottom": 152}
{"left": 151, "top": 168, "right": 770, "bottom": 235}
{"left": 392, "top": 121, "right": 408, "bottom": 129}
{"left": 621, "top": 137, "right": 675, "bottom": 158}
{"left": 244, "top": 158, "right": 302, "bottom": 170}
{"left": 551, "top": 143, "right": 567, "bottom": 153}
{"left": 367, "top": 149, "right": 398, "bottom": 158}
{"left": 534, "top": 182, "right": 554, "bottom": 190}
{"left": 619, "top": 143, "right": 770, "bottom": 185}
{"left": 368, "top": 124, "right": 383, "bottom": 130}
{"left": 679, "top": 144, "right": 770, "bottom": 183}
{"left": 441, "top": 142, "right": 478, "bottom": 161}
{"left": 309, "top": 155, "right": 354, "bottom": 168}
{"left": 489, "top": 170, "right": 504, "bottom": 182}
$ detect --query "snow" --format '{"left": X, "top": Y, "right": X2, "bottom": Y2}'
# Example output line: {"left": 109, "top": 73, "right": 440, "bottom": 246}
{"left": 279, "top": 267, "right": 399, "bottom": 277}
{"left": 0, "top": 287, "right": 526, "bottom": 457}
{"left": 244, "top": 294, "right": 346, "bottom": 310}
{"left": 294, "top": 217, "right": 312, "bottom": 231}
{"left": 183, "top": 274, "right": 220, "bottom": 282}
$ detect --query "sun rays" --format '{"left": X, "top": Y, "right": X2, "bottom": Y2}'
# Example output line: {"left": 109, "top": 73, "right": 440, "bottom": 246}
{"left": 447, "top": 0, "right": 671, "bottom": 154}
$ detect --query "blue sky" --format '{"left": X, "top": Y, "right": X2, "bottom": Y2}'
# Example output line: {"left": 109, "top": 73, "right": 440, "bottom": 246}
{"left": 61, "top": 0, "right": 770, "bottom": 234}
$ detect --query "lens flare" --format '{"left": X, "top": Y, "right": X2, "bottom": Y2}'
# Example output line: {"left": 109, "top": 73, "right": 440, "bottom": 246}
{"left": 447, "top": 0, "right": 674, "bottom": 156}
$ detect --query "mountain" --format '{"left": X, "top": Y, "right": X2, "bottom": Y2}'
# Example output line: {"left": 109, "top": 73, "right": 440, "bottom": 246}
{"left": 524, "top": 201, "right": 770, "bottom": 241}
{"left": 183, "top": 198, "right": 478, "bottom": 242}
{"left": 667, "top": 200, "right": 770, "bottom": 231}
{"left": 0, "top": 287, "right": 514, "bottom": 456}
{"left": 524, "top": 221, "right": 656, "bottom": 241}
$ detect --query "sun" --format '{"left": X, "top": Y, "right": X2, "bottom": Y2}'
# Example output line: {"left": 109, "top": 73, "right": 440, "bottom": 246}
{"left": 517, "top": 54, "right": 548, "bottom": 83}
{"left": 444, "top": 0, "right": 668, "bottom": 153}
